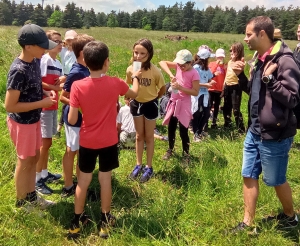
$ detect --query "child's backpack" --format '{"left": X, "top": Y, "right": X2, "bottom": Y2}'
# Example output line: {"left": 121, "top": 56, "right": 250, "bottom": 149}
{"left": 292, "top": 44, "right": 300, "bottom": 128}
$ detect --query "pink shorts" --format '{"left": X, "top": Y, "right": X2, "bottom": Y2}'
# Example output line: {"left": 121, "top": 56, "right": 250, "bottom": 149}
{"left": 7, "top": 117, "right": 42, "bottom": 159}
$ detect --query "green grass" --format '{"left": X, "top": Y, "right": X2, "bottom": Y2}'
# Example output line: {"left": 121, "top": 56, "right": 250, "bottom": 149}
{"left": 0, "top": 26, "right": 300, "bottom": 245}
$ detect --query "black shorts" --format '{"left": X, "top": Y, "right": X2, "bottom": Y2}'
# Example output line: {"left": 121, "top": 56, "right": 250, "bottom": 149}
{"left": 78, "top": 144, "right": 119, "bottom": 173}
{"left": 130, "top": 98, "right": 159, "bottom": 120}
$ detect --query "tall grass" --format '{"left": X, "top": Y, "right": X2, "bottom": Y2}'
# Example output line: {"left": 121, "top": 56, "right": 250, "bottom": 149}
{"left": 0, "top": 26, "right": 299, "bottom": 246}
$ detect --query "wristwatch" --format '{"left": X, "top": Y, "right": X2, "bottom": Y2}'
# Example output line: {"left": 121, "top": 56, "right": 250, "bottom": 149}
{"left": 131, "top": 75, "right": 140, "bottom": 82}
{"left": 262, "top": 74, "right": 273, "bottom": 84}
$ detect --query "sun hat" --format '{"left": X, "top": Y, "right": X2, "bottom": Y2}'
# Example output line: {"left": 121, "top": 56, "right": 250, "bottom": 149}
{"left": 173, "top": 49, "right": 193, "bottom": 64}
{"left": 215, "top": 48, "right": 225, "bottom": 58}
{"left": 18, "top": 24, "right": 57, "bottom": 50}
{"left": 64, "top": 30, "right": 78, "bottom": 40}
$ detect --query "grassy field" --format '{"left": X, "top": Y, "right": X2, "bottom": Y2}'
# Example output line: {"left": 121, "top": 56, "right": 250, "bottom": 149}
{"left": 0, "top": 26, "right": 300, "bottom": 246}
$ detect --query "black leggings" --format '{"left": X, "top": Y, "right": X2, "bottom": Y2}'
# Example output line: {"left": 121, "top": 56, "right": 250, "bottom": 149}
{"left": 223, "top": 84, "right": 245, "bottom": 130}
{"left": 168, "top": 115, "right": 189, "bottom": 155}
{"left": 209, "top": 91, "right": 222, "bottom": 124}
{"left": 192, "top": 94, "right": 211, "bottom": 134}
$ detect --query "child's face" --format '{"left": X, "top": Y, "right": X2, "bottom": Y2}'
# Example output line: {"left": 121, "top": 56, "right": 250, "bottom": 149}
{"left": 26, "top": 45, "right": 46, "bottom": 59}
{"left": 133, "top": 45, "right": 148, "bottom": 63}
{"left": 216, "top": 56, "right": 224, "bottom": 62}
{"left": 230, "top": 47, "right": 236, "bottom": 61}
{"left": 65, "top": 39, "right": 73, "bottom": 48}
{"left": 50, "top": 34, "right": 63, "bottom": 53}
{"left": 178, "top": 62, "right": 192, "bottom": 72}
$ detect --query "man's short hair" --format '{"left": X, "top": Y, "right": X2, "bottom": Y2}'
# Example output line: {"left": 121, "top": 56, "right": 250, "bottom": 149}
{"left": 72, "top": 34, "right": 95, "bottom": 58}
{"left": 46, "top": 30, "right": 61, "bottom": 41}
{"left": 247, "top": 16, "right": 274, "bottom": 41}
{"left": 83, "top": 41, "right": 109, "bottom": 71}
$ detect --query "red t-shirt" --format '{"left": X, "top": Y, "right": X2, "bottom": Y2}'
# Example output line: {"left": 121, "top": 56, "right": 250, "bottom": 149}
{"left": 70, "top": 76, "right": 129, "bottom": 149}
{"left": 208, "top": 61, "right": 227, "bottom": 92}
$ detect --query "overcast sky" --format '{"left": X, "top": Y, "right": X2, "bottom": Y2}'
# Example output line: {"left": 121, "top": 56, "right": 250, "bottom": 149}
{"left": 17, "top": 0, "right": 298, "bottom": 14}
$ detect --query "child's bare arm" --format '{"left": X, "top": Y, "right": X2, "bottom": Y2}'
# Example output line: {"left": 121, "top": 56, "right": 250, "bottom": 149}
{"left": 159, "top": 61, "right": 177, "bottom": 80}
{"left": 157, "top": 85, "right": 166, "bottom": 98}
{"left": 117, "top": 122, "right": 122, "bottom": 133}
{"left": 68, "top": 106, "right": 78, "bottom": 125}
{"left": 60, "top": 90, "right": 70, "bottom": 105}
{"left": 5, "top": 89, "right": 56, "bottom": 113}
{"left": 42, "top": 82, "right": 61, "bottom": 91}
{"left": 124, "top": 70, "right": 141, "bottom": 99}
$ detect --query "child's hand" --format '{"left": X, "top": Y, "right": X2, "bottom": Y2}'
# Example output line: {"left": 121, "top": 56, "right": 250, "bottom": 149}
{"left": 41, "top": 97, "right": 57, "bottom": 108}
{"left": 232, "top": 58, "right": 245, "bottom": 75}
{"left": 214, "top": 71, "right": 221, "bottom": 76}
{"left": 132, "top": 70, "right": 142, "bottom": 79}
{"left": 55, "top": 75, "right": 66, "bottom": 85}
{"left": 208, "top": 80, "right": 216, "bottom": 87}
{"left": 171, "top": 81, "right": 180, "bottom": 90}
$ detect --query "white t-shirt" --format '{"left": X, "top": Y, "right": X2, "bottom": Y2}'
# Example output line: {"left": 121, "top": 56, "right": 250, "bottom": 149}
{"left": 117, "top": 105, "right": 135, "bottom": 133}
{"left": 60, "top": 47, "right": 76, "bottom": 75}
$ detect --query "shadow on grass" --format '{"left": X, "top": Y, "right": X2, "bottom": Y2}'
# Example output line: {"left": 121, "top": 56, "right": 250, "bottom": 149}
{"left": 207, "top": 126, "right": 246, "bottom": 141}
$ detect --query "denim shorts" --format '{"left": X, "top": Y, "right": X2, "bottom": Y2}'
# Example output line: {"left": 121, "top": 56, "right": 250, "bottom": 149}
{"left": 242, "top": 130, "right": 293, "bottom": 186}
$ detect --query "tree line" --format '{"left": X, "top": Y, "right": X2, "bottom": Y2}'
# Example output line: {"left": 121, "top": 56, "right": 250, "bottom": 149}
{"left": 0, "top": 0, "right": 299, "bottom": 39}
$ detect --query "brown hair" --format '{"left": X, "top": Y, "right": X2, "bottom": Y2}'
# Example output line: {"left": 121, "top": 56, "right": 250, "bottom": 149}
{"left": 132, "top": 38, "right": 153, "bottom": 70}
{"left": 193, "top": 54, "right": 209, "bottom": 70}
{"left": 46, "top": 30, "right": 61, "bottom": 41}
{"left": 72, "top": 34, "right": 95, "bottom": 58}
{"left": 231, "top": 42, "right": 244, "bottom": 61}
{"left": 247, "top": 16, "right": 274, "bottom": 41}
{"left": 83, "top": 41, "right": 109, "bottom": 71}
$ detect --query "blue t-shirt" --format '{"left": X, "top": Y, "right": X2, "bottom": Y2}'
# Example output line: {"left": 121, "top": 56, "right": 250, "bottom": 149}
{"left": 6, "top": 58, "right": 43, "bottom": 124}
{"left": 63, "top": 63, "right": 90, "bottom": 127}
{"left": 193, "top": 64, "right": 213, "bottom": 95}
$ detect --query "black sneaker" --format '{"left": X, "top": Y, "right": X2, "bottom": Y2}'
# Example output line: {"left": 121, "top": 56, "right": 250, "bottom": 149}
{"left": 68, "top": 212, "right": 90, "bottom": 239}
{"left": 36, "top": 179, "right": 53, "bottom": 195}
{"left": 43, "top": 172, "right": 62, "bottom": 183}
{"left": 264, "top": 212, "right": 298, "bottom": 229}
{"left": 61, "top": 183, "right": 77, "bottom": 198}
{"left": 230, "top": 222, "right": 258, "bottom": 235}
{"left": 99, "top": 213, "right": 116, "bottom": 239}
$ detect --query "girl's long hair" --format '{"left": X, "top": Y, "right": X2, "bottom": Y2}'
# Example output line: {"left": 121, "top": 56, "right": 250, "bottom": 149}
{"left": 231, "top": 42, "right": 244, "bottom": 61}
{"left": 193, "top": 54, "right": 209, "bottom": 70}
{"left": 132, "top": 38, "right": 153, "bottom": 70}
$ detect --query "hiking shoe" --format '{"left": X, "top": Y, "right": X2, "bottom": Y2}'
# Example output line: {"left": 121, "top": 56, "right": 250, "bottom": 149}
{"left": 162, "top": 149, "right": 173, "bottom": 160}
{"left": 99, "top": 213, "right": 116, "bottom": 239}
{"left": 264, "top": 212, "right": 298, "bottom": 229}
{"left": 230, "top": 222, "right": 258, "bottom": 235}
{"left": 61, "top": 183, "right": 77, "bottom": 198}
{"left": 36, "top": 179, "right": 53, "bottom": 195}
{"left": 193, "top": 134, "right": 202, "bottom": 142}
{"left": 129, "top": 165, "right": 143, "bottom": 180}
{"left": 68, "top": 212, "right": 90, "bottom": 239}
{"left": 43, "top": 172, "right": 62, "bottom": 183}
{"left": 140, "top": 167, "right": 154, "bottom": 183}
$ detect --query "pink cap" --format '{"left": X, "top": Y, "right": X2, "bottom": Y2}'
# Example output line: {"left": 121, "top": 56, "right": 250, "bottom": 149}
{"left": 64, "top": 30, "right": 78, "bottom": 40}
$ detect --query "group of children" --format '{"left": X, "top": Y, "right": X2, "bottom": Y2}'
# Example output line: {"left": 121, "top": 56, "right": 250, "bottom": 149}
{"left": 5, "top": 24, "right": 246, "bottom": 239}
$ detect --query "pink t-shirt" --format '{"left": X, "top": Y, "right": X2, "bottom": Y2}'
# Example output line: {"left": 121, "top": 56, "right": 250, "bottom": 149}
{"left": 171, "top": 65, "right": 200, "bottom": 101}
{"left": 70, "top": 76, "right": 129, "bottom": 149}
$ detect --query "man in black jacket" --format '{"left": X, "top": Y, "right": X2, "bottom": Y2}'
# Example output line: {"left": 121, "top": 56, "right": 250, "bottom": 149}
{"left": 232, "top": 16, "right": 300, "bottom": 233}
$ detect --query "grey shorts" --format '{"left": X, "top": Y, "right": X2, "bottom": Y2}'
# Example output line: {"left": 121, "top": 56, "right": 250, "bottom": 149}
{"left": 41, "top": 110, "right": 57, "bottom": 138}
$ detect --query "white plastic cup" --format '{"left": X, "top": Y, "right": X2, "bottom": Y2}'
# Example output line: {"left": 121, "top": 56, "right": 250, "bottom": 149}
{"left": 133, "top": 61, "right": 142, "bottom": 72}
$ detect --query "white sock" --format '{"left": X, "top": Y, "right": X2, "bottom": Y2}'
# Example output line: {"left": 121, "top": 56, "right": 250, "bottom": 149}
{"left": 41, "top": 169, "right": 48, "bottom": 179}
{"left": 36, "top": 172, "right": 42, "bottom": 183}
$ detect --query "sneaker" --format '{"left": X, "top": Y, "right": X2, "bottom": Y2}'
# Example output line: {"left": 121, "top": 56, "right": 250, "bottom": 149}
{"left": 99, "top": 213, "right": 116, "bottom": 239}
{"left": 264, "top": 212, "right": 298, "bottom": 229}
{"left": 154, "top": 128, "right": 161, "bottom": 136}
{"left": 68, "top": 212, "right": 90, "bottom": 239}
{"left": 140, "top": 167, "right": 154, "bottom": 183}
{"left": 230, "top": 222, "right": 258, "bottom": 235}
{"left": 193, "top": 134, "right": 202, "bottom": 142}
{"left": 129, "top": 165, "right": 143, "bottom": 180}
{"left": 61, "top": 183, "right": 77, "bottom": 198}
{"left": 36, "top": 179, "right": 53, "bottom": 195}
{"left": 43, "top": 172, "right": 62, "bottom": 183}
{"left": 30, "top": 195, "right": 56, "bottom": 210}
{"left": 162, "top": 149, "right": 173, "bottom": 160}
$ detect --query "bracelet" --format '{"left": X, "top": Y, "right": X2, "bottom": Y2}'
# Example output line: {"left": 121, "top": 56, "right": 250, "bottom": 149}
{"left": 131, "top": 75, "right": 140, "bottom": 82}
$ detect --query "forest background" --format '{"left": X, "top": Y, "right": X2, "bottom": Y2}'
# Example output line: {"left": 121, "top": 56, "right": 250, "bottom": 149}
{"left": 0, "top": 0, "right": 300, "bottom": 39}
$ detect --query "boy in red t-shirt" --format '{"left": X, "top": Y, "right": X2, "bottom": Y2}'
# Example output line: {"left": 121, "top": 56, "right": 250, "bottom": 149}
{"left": 67, "top": 41, "right": 140, "bottom": 239}
{"left": 208, "top": 48, "right": 227, "bottom": 128}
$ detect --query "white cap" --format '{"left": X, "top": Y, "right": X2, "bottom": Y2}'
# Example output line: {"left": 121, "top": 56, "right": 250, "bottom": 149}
{"left": 215, "top": 48, "right": 225, "bottom": 58}
{"left": 173, "top": 49, "right": 193, "bottom": 64}
{"left": 64, "top": 30, "right": 78, "bottom": 40}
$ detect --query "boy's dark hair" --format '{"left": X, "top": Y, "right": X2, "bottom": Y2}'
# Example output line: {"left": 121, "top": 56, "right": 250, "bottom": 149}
{"left": 132, "top": 38, "right": 153, "bottom": 70}
{"left": 46, "top": 30, "right": 61, "bottom": 41}
{"left": 231, "top": 42, "right": 244, "bottom": 61}
{"left": 247, "top": 16, "right": 274, "bottom": 42}
{"left": 193, "top": 54, "right": 209, "bottom": 70}
{"left": 83, "top": 41, "right": 109, "bottom": 71}
{"left": 72, "top": 34, "right": 95, "bottom": 58}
